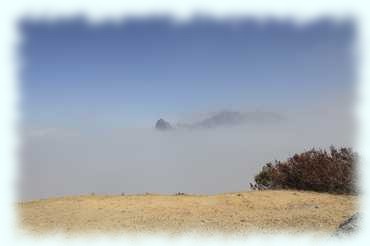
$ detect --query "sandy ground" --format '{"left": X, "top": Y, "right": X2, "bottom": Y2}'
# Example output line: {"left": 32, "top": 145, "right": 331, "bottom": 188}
{"left": 18, "top": 190, "right": 357, "bottom": 235}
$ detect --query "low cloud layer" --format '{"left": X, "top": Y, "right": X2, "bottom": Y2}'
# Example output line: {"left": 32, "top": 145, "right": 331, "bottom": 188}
{"left": 19, "top": 108, "right": 353, "bottom": 201}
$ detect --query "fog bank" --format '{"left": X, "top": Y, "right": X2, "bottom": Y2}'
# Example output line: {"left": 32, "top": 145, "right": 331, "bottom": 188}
{"left": 19, "top": 111, "right": 353, "bottom": 201}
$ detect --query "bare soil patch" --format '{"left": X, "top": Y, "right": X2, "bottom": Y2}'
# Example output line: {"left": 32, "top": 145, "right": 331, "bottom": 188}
{"left": 18, "top": 190, "right": 357, "bottom": 235}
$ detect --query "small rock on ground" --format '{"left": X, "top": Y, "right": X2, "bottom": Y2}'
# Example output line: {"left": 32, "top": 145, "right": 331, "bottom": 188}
{"left": 334, "top": 213, "right": 359, "bottom": 236}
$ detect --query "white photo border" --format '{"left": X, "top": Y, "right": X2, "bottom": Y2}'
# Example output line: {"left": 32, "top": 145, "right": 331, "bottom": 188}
{"left": 1, "top": 0, "right": 369, "bottom": 245}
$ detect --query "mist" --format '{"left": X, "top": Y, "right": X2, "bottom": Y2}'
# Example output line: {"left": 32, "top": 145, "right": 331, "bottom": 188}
{"left": 19, "top": 107, "right": 353, "bottom": 201}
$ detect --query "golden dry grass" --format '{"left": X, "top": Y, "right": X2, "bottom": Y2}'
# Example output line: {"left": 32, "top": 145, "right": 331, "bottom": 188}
{"left": 18, "top": 190, "right": 357, "bottom": 235}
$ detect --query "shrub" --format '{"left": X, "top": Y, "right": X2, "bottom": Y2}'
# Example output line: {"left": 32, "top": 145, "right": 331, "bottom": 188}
{"left": 250, "top": 146, "right": 357, "bottom": 194}
{"left": 175, "top": 192, "right": 187, "bottom": 196}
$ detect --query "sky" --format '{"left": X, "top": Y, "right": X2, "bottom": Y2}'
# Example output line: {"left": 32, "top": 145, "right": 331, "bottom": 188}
{"left": 20, "top": 17, "right": 354, "bottom": 128}
{"left": 18, "top": 18, "right": 355, "bottom": 200}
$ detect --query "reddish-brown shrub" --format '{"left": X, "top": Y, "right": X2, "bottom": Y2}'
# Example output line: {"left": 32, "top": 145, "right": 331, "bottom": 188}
{"left": 250, "top": 146, "right": 357, "bottom": 194}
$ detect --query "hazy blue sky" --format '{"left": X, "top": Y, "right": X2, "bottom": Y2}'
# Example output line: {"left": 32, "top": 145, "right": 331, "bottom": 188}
{"left": 19, "top": 18, "right": 355, "bottom": 199}
{"left": 21, "top": 18, "right": 354, "bottom": 129}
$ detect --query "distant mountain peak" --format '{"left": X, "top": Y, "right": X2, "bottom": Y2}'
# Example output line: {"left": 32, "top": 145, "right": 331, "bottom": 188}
{"left": 197, "top": 110, "right": 245, "bottom": 128}
{"left": 154, "top": 110, "right": 282, "bottom": 131}
{"left": 184, "top": 110, "right": 283, "bottom": 129}
{"left": 155, "top": 118, "right": 173, "bottom": 131}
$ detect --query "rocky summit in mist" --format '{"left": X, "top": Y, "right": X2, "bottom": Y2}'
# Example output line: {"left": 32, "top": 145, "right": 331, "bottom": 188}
{"left": 155, "top": 110, "right": 283, "bottom": 131}
{"left": 155, "top": 118, "right": 173, "bottom": 131}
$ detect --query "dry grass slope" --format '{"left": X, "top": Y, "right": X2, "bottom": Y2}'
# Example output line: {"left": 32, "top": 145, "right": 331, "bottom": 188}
{"left": 18, "top": 190, "right": 357, "bottom": 235}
